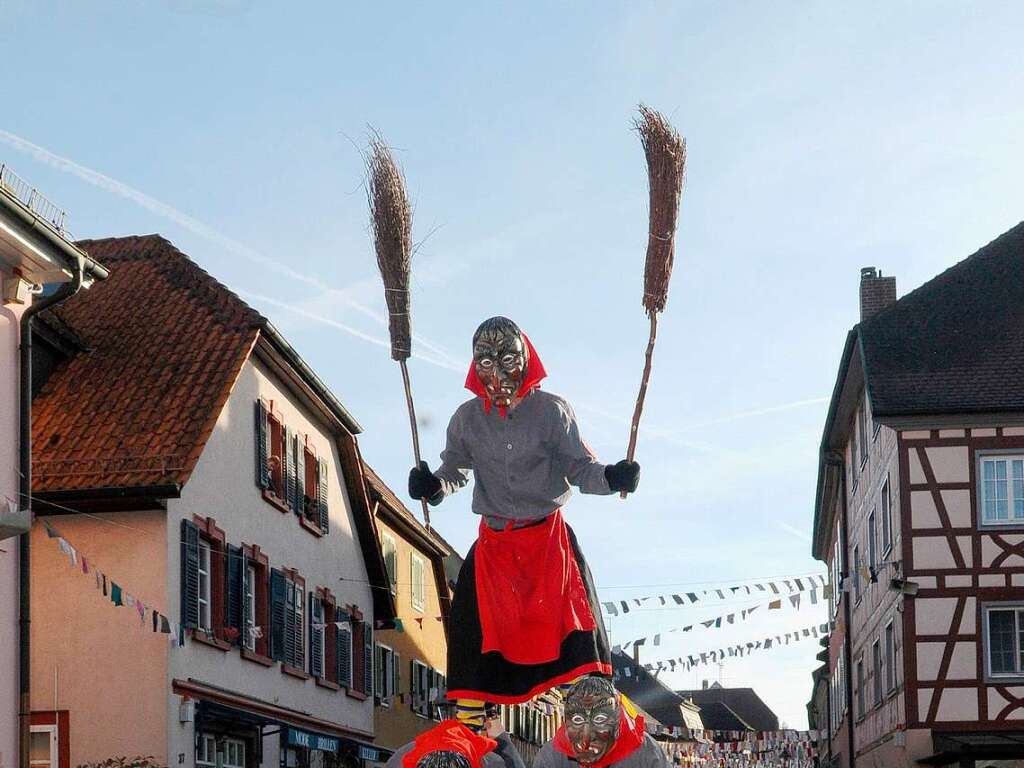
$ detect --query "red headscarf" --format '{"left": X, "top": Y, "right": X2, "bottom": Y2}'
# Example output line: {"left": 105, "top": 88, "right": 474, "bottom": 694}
{"left": 552, "top": 707, "right": 646, "bottom": 768}
{"left": 464, "top": 332, "right": 547, "bottom": 417}
{"left": 401, "top": 720, "right": 498, "bottom": 768}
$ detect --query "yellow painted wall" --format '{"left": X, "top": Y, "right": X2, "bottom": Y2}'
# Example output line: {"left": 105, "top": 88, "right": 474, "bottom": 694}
{"left": 373, "top": 516, "right": 449, "bottom": 751}
{"left": 30, "top": 510, "right": 168, "bottom": 765}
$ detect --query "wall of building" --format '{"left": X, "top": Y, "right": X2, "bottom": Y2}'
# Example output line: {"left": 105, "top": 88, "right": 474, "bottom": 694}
{"left": 0, "top": 271, "right": 26, "bottom": 768}
{"left": 30, "top": 509, "right": 169, "bottom": 766}
{"left": 842, "top": 404, "right": 906, "bottom": 762}
{"left": 373, "top": 516, "right": 448, "bottom": 751}
{"left": 166, "top": 356, "right": 375, "bottom": 767}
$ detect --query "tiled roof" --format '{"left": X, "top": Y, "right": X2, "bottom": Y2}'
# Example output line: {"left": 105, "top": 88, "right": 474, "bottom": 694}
{"left": 676, "top": 686, "right": 779, "bottom": 732}
{"left": 32, "top": 235, "right": 262, "bottom": 493}
{"left": 861, "top": 220, "right": 1024, "bottom": 417}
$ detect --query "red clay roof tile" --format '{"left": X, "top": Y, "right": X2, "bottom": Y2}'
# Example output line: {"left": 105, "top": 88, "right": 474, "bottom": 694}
{"left": 32, "top": 235, "right": 262, "bottom": 493}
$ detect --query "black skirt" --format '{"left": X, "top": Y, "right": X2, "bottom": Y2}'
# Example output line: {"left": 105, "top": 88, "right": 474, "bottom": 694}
{"left": 445, "top": 520, "right": 611, "bottom": 704}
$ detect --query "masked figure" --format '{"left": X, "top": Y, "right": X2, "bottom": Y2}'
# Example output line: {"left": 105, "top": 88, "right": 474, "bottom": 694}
{"left": 408, "top": 317, "right": 640, "bottom": 725}
{"left": 385, "top": 718, "right": 525, "bottom": 768}
{"left": 535, "top": 678, "right": 667, "bottom": 768}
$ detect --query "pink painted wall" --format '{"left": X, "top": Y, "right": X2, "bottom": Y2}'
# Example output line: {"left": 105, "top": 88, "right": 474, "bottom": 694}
{"left": 0, "top": 266, "right": 27, "bottom": 768}
{"left": 30, "top": 510, "right": 168, "bottom": 766}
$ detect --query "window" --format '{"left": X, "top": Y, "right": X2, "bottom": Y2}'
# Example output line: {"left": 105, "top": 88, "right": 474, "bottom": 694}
{"left": 29, "top": 726, "right": 58, "bottom": 768}
{"left": 411, "top": 553, "right": 425, "bottom": 612}
{"left": 872, "top": 639, "right": 882, "bottom": 706}
{"left": 198, "top": 736, "right": 244, "bottom": 768}
{"left": 245, "top": 563, "right": 257, "bottom": 651}
{"left": 411, "top": 660, "right": 431, "bottom": 717}
{"left": 271, "top": 569, "right": 306, "bottom": 671}
{"left": 223, "top": 739, "right": 246, "bottom": 768}
{"left": 980, "top": 455, "right": 1024, "bottom": 525}
{"left": 382, "top": 533, "right": 398, "bottom": 594}
{"left": 868, "top": 510, "right": 878, "bottom": 577}
{"left": 198, "top": 541, "right": 212, "bottom": 631}
{"left": 267, "top": 411, "right": 285, "bottom": 499}
{"left": 831, "top": 519, "right": 844, "bottom": 618}
{"left": 856, "top": 657, "right": 865, "bottom": 719}
{"left": 853, "top": 544, "right": 862, "bottom": 603}
{"left": 310, "top": 594, "right": 325, "bottom": 678}
{"left": 181, "top": 518, "right": 227, "bottom": 643}
{"left": 303, "top": 445, "right": 318, "bottom": 519}
{"left": 350, "top": 612, "right": 373, "bottom": 696}
{"left": 985, "top": 605, "right": 1024, "bottom": 677}
{"left": 881, "top": 476, "right": 893, "bottom": 555}
{"left": 884, "top": 620, "right": 896, "bottom": 692}
{"left": 858, "top": 402, "right": 869, "bottom": 468}
{"left": 196, "top": 734, "right": 216, "bottom": 768}
{"left": 376, "top": 644, "right": 400, "bottom": 704}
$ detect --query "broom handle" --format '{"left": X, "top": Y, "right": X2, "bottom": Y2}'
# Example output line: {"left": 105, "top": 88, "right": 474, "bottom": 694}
{"left": 622, "top": 313, "right": 658, "bottom": 499}
{"left": 400, "top": 359, "right": 432, "bottom": 529}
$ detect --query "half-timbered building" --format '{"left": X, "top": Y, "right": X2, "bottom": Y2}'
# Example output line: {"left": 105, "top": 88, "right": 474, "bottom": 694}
{"left": 812, "top": 221, "right": 1024, "bottom": 767}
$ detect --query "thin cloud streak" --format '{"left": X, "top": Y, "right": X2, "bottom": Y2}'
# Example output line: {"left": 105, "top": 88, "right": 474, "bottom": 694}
{"left": 0, "top": 128, "right": 460, "bottom": 367}
{"left": 239, "top": 290, "right": 464, "bottom": 373}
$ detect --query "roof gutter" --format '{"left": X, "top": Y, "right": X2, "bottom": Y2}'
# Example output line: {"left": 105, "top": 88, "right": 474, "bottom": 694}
{"left": 0, "top": 187, "right": 109, "bottom": 284}
{"left": 259, "top": 319, "right": 362, "bottom": 434}
{"left": 18, "top": 250, "right": 106, "bottom": 768}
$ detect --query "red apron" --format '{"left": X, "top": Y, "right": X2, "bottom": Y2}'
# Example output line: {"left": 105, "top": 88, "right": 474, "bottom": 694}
{"left": 474, "top": 510, "right": 596, "bottom": 665}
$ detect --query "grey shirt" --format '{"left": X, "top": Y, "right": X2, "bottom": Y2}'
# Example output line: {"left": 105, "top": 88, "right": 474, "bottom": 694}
{"left": 533, "top": 734, "right": 668, "bottom": 768}
{"left": 386, "top": 733, "right": 526, "bottom": 768}
{"left": 434, "top": 390, "right": 612, "bottom": 526}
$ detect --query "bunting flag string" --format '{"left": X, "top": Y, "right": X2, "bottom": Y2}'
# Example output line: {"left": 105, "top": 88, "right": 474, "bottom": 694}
{"left": 44, "top": 521, "right": 205, "bottom": 648}
{"left": 613, "top": 588, "right": 823, "bottom": 651}
{"left": 653, "top": 728, "right": 818, "bottom": 767}
{"left": 601, "top": 574, "right": 828, "bottom": 616}
{"left": 614, "top": 621, "right": 834, "bottom": 677}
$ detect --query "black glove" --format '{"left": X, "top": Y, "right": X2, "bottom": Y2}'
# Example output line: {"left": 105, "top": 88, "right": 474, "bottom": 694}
{"left": 408, "top": 461, "right": 443, "bottom": 505}
{"left": 605, "top": 460, "right": 640, "bottom": 494}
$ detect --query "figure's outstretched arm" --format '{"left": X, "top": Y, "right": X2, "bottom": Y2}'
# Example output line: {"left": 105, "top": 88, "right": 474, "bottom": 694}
{"left": 559, "top": 401, "right": 640, "bottom": 496}
{"left": 409, "top": 411, "right": 471, "bottom": 505}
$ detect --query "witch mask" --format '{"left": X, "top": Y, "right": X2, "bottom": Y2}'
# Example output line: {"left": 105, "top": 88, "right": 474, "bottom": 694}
{"left": 563, "top": 677, "right": 622, "bottom": 766}
{"left": 472, "top": 316, "right": 529, "bottom": 409}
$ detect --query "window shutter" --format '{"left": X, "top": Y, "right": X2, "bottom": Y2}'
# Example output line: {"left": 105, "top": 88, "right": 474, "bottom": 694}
{"left": 285, "top": 426, "right": 297, "bottom": 514}
{"left": 270, "top": 569, "right": 287, "bottom": 661}
{"left": 310, "top": 594, "right": 323, "bottom": 678}
{"left": 318, "top": 457, "right": 329, "bottom": 533}
{"left": 295, "top": 434, "right": 306, "bottom": 517}
{"left": 393, "top": 652, "right": 401, "bottom": 702}
{"left": 375, "top": 645, "right": 383, "bottom": 702}
{"left": 180, "top": 520, "right": 200, "bottom": 629}
{"left": 363, "top": 623, "right": 374, "bottom": 696}
{"left": 337, "top": 625, "right": 352, "bottom": 688}
{"left": 255, "top": 400, "right": 269, "bottom": 489}
{"left": 225, "top": 544, "right": 243, "bottom": 645}
{"left": 420, "top": 664, "right": 430, "bottom": 716}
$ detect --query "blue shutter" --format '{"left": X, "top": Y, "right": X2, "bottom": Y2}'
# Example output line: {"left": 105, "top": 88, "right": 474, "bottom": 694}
{"left": 310, "top": 594, "right": 323, "bottom": 678}
{"left": 285, "top": 427, "right": 297, "bottom": 514}
{"left": 180, "top": 520, "right": 200, "bottom": 629}
{"left": 337, "top": 625, "right": 352, "bottom": 688}
{"left": 255, "top": 400, "right": 268, "bottom": 489}
{"left": 295, "top": 435, "right": 306, "bottom": 517}
{"left": 270, "top": 569, "right": 286, "bottom": 661}
{"left": 318, "top": 457, "right": 329, "bottom": 533}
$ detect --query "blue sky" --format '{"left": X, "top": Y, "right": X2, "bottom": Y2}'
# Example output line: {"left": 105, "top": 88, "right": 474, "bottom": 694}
{"left": 4, "top": 2, "right": 1023, "bottom": 728}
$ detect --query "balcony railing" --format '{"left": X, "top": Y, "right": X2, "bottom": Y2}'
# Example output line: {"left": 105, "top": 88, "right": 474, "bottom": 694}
{"left": 0, "top": 162, "right": 74, "bottom": 240}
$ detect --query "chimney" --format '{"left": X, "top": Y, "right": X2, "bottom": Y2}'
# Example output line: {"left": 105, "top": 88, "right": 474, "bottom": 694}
{"left": 859, "top": 267, "right": 896, "bottom": 322}
{"left": 702, "top": 679, "right": 709, "bottom": 690}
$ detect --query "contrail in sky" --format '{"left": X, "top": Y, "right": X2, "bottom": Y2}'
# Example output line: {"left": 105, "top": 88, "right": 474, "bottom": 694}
{"left": 0, "top": 128, "right": 459, "bottom": 366}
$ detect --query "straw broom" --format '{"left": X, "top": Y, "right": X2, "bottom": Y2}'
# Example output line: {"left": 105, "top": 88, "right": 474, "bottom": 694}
{"left": 365, "top": 129, "right": 432, "bottom": 528}
{"left": 622, "top": 105, "right": 686, "bottom": 498}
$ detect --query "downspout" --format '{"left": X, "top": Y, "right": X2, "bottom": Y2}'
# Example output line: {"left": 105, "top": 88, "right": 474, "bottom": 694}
{"left": 18, "top": 256, "right": 85, "bottom": 768}
{"left": 825, "top": 450, "right": 855, "bottom": 768}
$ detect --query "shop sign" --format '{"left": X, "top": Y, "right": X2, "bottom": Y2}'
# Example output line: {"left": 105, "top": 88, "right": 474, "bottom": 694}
{"left": 287, "top": 728, "right": 340, "bottom": 753}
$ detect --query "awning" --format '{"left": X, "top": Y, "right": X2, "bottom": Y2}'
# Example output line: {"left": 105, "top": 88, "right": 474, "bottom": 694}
{"left": 920, "top": 731, "right": 1024, "bottom": 764}
{"left": 176, "top": 678, "right": 392, "bottom": 760}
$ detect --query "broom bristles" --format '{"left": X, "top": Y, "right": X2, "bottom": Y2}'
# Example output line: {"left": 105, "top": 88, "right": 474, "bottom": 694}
{"left": 634, "top": 104, "right": 686, "bottom": 317}
{"left": 366, "top": 129, "right": 413, "bottom": 361}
